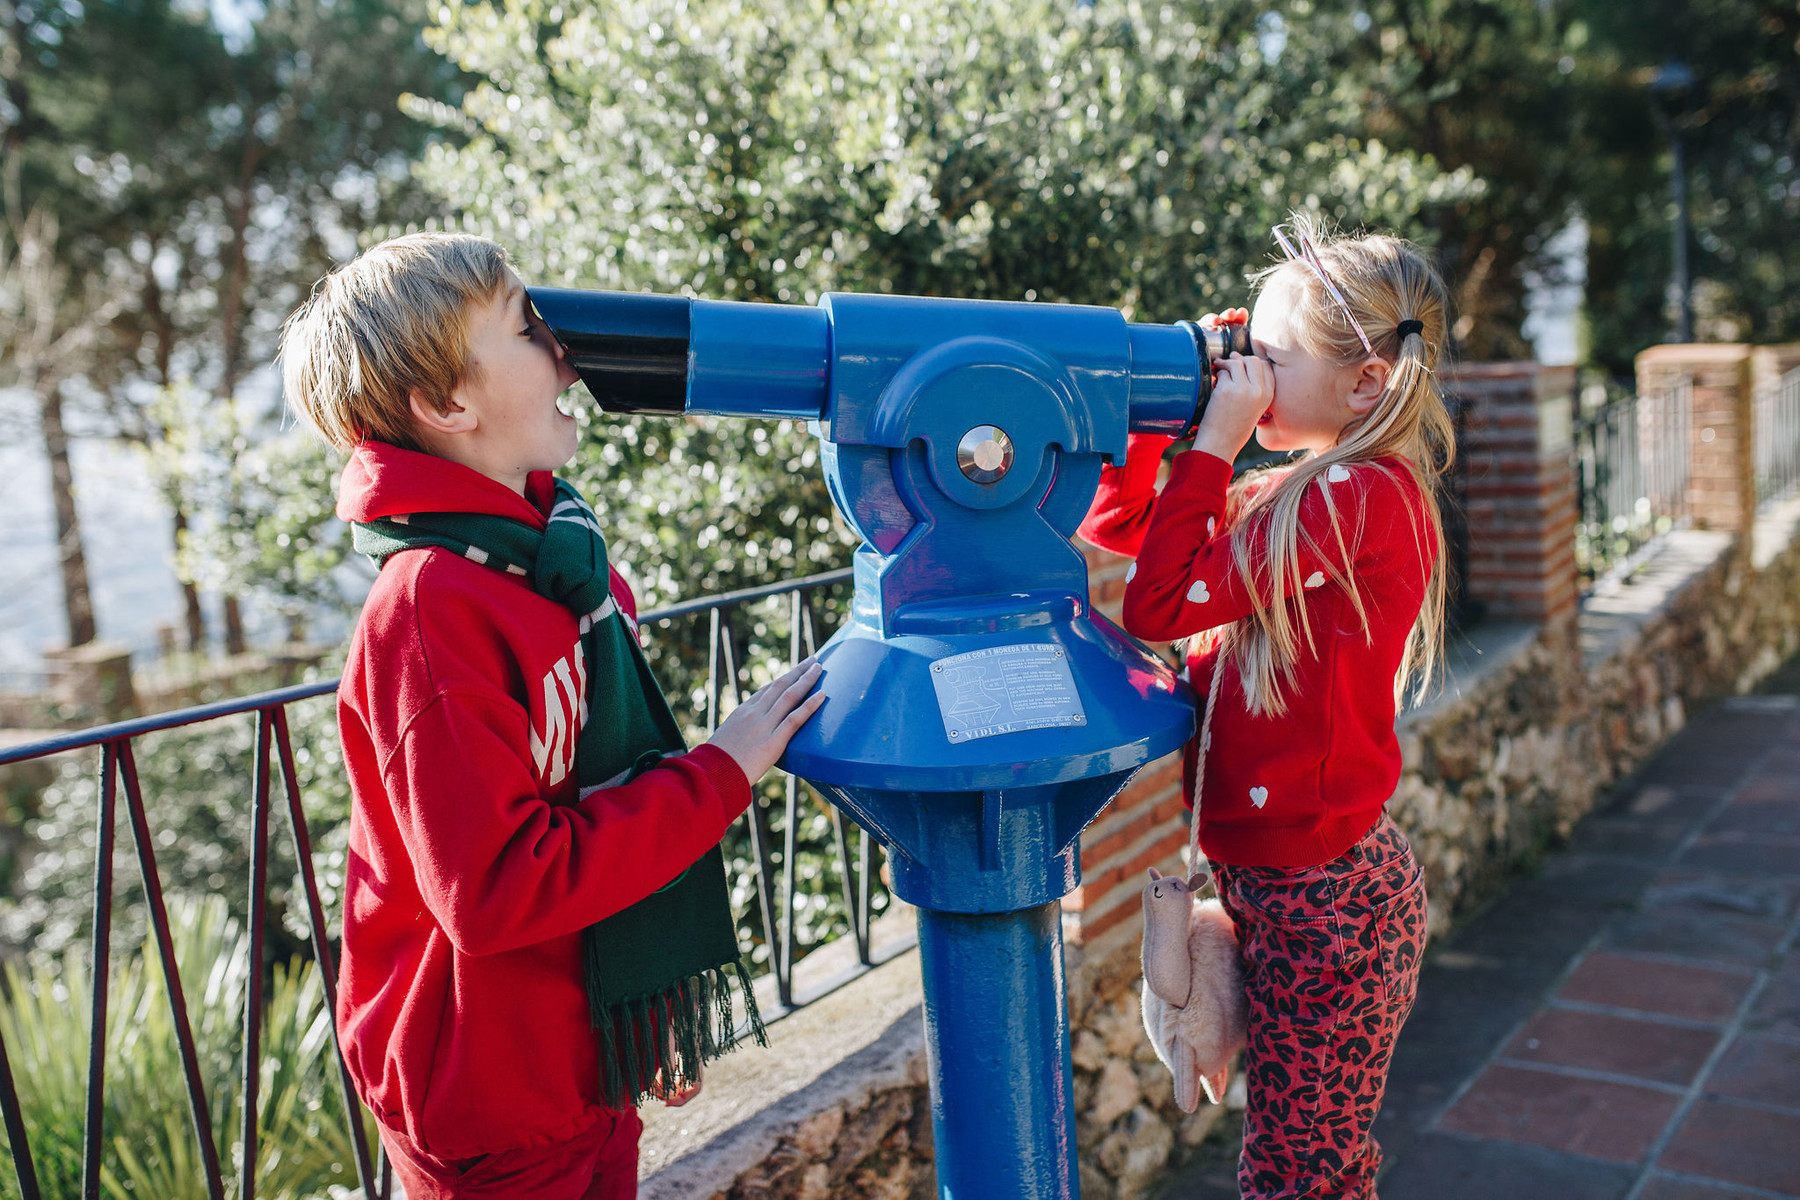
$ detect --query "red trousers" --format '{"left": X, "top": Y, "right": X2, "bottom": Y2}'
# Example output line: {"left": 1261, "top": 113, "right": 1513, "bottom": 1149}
{"left": 1211, "top": 814, "right": 1428, "bottom": 1200}
{"left": 379, "top": 1109, "right": 642, "bottom": 1200}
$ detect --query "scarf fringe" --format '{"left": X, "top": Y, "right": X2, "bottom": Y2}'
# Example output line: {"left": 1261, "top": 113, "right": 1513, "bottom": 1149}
{"left": 586, "top": 948, "right": 769, "bottom": 1110}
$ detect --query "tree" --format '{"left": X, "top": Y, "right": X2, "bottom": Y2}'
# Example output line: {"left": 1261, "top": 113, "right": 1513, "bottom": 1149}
{"left": 409, "top": 0, "right": 1467, "bottom": 613}
{"left": 1572, "top": 0, "right": 1800, "bottom": 370}
{"left": 0, "top": 0, "right": 214, "bottom": 649}
{"left": 2, "top": 0, "right": 458, "bottom": 663}
{"left": 397, "top": 0, "right": 1469, "bottom": 964}
{"left": 99, "top": 0, "right": 463, "bottom": 655}
{"left": 0, "top": 203, "right": 105, "bottom": 649}
{"left": 1259, "top": 0, "right": 1591, "bottom": 360}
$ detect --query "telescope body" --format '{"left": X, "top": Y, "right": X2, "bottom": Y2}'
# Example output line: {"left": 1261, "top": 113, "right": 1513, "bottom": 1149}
{"left": 530, "top": 286, "right": 1204, "bottom": 1200}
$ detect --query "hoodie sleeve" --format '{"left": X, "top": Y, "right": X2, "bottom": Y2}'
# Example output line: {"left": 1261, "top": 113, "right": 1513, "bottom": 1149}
{"left": 1078, "top": 433, "right": 1178, "bottom": 558}
{"left": 380, "top": 690, "right": 750, "bottom": 957}
{"left": 1121, "top": 452, "right": 1406, "bottom": 644}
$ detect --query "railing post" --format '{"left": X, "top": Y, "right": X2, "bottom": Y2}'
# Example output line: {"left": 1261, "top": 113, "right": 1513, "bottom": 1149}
{"left": 1751, "top": 345, "right": 1800, "bottom": 503}
{"left": 0, "top": 1020, "right": 41, "bottom": 1200}
{"left": 240, "top": 711, "right": 275, "bottom": 1200}
{"left": 1639, "top": 344, "right": 1754, "bottom": 546}
{"left": 1445, "top": 362, "right": 1579, "bottom": 625}
{"left": 118, "top": 739, "right": 227, "bottom": 1200}
{"left": 81, "top": 743, "right": 119, "bottom": 1200}
{"left": 270, "top": 705, "right": 382, "bottom": 1200}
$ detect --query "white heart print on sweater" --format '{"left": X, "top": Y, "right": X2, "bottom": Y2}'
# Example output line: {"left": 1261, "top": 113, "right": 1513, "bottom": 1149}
{"left": 1326, "top": 464, "right": 1352, "bottom": 484}
{"left": 1187, "top": 580, "right": 1210, "bottom": 604}
{"left": 1126, "top": 563, "right": 1137, "bottom": 582}
{"left": 1304, "top": 571, "right": 1326, "bottom": 589}
{"left": 1249, "top": 786, "right": 1268, "bottom": 808}
{"left": 1207, "top": 517, "right": 1216, "bottom": 538}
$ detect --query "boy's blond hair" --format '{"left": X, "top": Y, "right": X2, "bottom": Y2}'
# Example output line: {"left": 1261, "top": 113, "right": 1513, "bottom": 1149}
{"left": 280, "top": 232, "right": 512, "bottom": 452}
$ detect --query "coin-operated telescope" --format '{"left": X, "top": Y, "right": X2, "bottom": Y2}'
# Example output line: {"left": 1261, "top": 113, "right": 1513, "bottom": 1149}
{"left": 530, "top": 286, "right": 1233, "bottom": 1200}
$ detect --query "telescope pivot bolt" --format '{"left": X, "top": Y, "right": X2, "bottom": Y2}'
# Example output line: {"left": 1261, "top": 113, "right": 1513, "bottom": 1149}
{"left": 957, "top": 424, "right": 1014, "bottom": 484}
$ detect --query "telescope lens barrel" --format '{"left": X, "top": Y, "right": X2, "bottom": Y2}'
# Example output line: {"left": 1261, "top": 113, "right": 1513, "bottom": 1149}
{"left": 525, "top": 287, "right": 691, "bottom": 415}
{"left": 526, "top": 287, "right": 831, "bottom": 422}
{"left": 689, "top": 300, "right": 830, "bottom": 421}
{"left": 1125, "top": 324, "right": 1206, "bottom": 437}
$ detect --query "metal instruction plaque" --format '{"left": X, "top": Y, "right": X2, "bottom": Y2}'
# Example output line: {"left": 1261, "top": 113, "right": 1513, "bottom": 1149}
{"left": 929, "top": 643, "right": 1087, "bottom": 743}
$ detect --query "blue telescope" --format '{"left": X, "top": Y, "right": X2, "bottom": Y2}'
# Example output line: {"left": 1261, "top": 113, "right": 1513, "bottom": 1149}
{"left": 530, "top": 287, "right": 1226, "bottom": 1199}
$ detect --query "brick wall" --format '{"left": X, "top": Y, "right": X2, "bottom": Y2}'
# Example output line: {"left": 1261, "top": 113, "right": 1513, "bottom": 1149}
{"left": 1447, "top": 362, "right": 1579, "bottom": 624}
{"left": 1638, "top": 344, "right": 1755, "bottom": 537}
{"left": 1064, "top": 535, "right": 1190, "bottom": 954}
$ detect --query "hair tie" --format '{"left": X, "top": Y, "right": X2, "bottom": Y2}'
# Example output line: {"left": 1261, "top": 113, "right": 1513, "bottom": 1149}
{"left": 1396, "top": 319, "right": 1425, "bottom": 340}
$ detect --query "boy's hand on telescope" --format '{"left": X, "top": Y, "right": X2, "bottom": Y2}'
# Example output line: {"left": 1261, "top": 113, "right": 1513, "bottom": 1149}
{"left": 707, "top": 658, "right": 827, "bottom": 789}
{"left": 1196, "top": 307, "right": 1250, "bottom": 331}
{"left": 1192, "top": 351, "right": 1274, "bottom": 463}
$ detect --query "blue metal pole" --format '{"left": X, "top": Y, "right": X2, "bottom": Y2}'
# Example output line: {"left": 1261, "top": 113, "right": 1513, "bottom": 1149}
{"left": 916, "top": 902, "right": 1077, "bottom": 1200}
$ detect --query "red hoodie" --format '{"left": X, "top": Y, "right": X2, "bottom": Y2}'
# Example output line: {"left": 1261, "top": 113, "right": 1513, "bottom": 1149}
{"left": 332, "top": 441, "right": 751, "bottom": 1160}
{"left": 1080, "top": 435, "right": 1435, "bottom": 869}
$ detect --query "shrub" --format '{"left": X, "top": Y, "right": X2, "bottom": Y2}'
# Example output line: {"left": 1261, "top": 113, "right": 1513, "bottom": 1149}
{"left": 0, "top": 894, "right": 376, "bottom": 1200}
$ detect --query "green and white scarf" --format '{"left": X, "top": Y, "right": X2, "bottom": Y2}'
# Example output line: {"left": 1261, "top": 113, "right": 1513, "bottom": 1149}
{"left": 352, "top": 479, "right": 764, "bottom": 1109}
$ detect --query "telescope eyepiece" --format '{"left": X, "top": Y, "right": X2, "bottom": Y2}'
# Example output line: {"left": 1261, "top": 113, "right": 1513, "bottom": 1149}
{"left": 1194, "top": 322, "right": 1254, "bottom": 367}
{"left": 1174, "top": 319, "right": 1257, "bottom": 438}
{"left": 525, "top": 287, "right": 691, "bottom": 415}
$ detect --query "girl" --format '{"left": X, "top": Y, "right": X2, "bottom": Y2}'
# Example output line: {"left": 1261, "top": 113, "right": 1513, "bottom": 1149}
{"left": 1081, "top": 216, "right": 1453, "bottom": 1200}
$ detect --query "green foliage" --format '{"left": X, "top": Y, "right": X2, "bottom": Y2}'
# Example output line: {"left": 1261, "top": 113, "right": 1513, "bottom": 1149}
{"left": 386, "top": 0, "right": 1471, "bottom": 970}
{"left": 0, "top": 894, "right": 375, "bottom": 1200}
{"left": 1288, "top": 0, "right": 1589, "bottom": 358}
{"left": 397, "top": 0, "right": 1476, "bottom": 694}
{"left": 408, "top": 0, "right": 1464, "bottom": 318}
{"left": 1570, "top": 0, "right": 1800, "bottom": 369}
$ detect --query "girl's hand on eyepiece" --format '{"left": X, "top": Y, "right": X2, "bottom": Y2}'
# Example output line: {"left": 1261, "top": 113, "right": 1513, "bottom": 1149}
{"left": 1192, "top": 352, "right": 1274, "bottom": 463}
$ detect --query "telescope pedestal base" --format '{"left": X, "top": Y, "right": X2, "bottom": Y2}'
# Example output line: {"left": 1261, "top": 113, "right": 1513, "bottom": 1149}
{"left": 916, "top": 902, "right": 1079, "bottom": 1200}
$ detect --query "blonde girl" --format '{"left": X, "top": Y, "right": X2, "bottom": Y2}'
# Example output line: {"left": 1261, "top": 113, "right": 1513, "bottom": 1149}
{"left": 1080, "top": 215, "right": 1453, "bottom": 1200}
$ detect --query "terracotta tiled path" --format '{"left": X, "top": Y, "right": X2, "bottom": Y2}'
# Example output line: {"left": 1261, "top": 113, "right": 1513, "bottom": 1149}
{"left": 1156, "top": 685, "right": 1800, "bottom": 1200}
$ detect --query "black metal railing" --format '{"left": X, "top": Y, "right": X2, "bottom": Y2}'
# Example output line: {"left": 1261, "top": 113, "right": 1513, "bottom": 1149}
{"left": 1756, "top": 365, "right": 1800, "bottom": 505}
{"left": 0, "top": 566, "right": 881, "bottom": 1200}
{"left": 1573, "top": 376, "right": 1693, "bottom": 585}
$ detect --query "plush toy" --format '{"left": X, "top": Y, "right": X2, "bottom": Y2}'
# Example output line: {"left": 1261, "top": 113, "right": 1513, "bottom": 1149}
{"left": 1138, "top": 660, "right": 1247, "bottom": 1112}
{"left": 1139, "top": 866, "right": 1248, "bottom": 1111}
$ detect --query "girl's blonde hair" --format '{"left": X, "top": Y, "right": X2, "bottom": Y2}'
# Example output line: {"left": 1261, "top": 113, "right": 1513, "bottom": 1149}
{"left": 1215, "top": 214, "right": 1455, "bottom": 717}
{"left": 280, "top": 232, "right": 512, "bottom": 452}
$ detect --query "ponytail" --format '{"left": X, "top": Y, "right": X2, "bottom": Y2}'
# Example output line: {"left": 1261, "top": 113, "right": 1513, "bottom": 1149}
{"left": 1219, "top": 217, "right": 1455, "bottom": 716}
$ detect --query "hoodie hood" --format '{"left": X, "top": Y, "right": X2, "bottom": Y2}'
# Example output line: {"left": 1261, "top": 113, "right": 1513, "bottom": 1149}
{"left": 336, "top": 441, "right": 555, "bottom": 529}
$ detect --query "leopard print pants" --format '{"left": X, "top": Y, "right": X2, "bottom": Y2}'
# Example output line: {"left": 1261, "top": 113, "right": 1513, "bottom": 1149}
{"left": 1210, "top": 814, "right": 1428, "bottom": 1200}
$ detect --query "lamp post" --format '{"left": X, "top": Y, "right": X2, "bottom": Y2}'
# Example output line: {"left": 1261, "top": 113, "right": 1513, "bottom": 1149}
{"left": 1649, "top": 59, "right": 1696, "bottom": 344}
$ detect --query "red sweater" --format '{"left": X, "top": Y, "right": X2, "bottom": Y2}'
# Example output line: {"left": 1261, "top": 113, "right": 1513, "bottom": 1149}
{"left": 1080, "top": 435, "right": 1435, "bottom": 869}
{"left": 332, "top": 442, "right": 751, "bottom": 1160}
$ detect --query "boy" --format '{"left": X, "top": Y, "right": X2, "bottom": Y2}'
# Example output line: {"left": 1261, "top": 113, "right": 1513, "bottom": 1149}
{"left": 280, "top": 232, "right": 824, "bottom": 1199}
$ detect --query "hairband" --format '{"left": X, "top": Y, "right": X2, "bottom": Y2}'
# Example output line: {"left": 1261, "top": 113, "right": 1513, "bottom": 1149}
{"left": 1271, "top": 223, "right": 1374, "bottom": 354}
{"left": 1396, "top": 319, "right": 1424, "bottom": 340}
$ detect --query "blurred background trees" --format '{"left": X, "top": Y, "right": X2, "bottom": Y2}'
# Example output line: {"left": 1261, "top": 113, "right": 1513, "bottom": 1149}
{"left": 9, "top": 0, "right": 1796, "bottom": 665}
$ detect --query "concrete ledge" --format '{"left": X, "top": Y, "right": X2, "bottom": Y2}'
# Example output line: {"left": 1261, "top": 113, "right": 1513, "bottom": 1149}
{"left": 1578, "top": 529, "right": 1735, "bottom": 666}
{"left": 638, "top": 913, "right": 927, "bottom": 1199}
{"left": 1753, "top": 488, "right": 1800, "bottom": 570}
